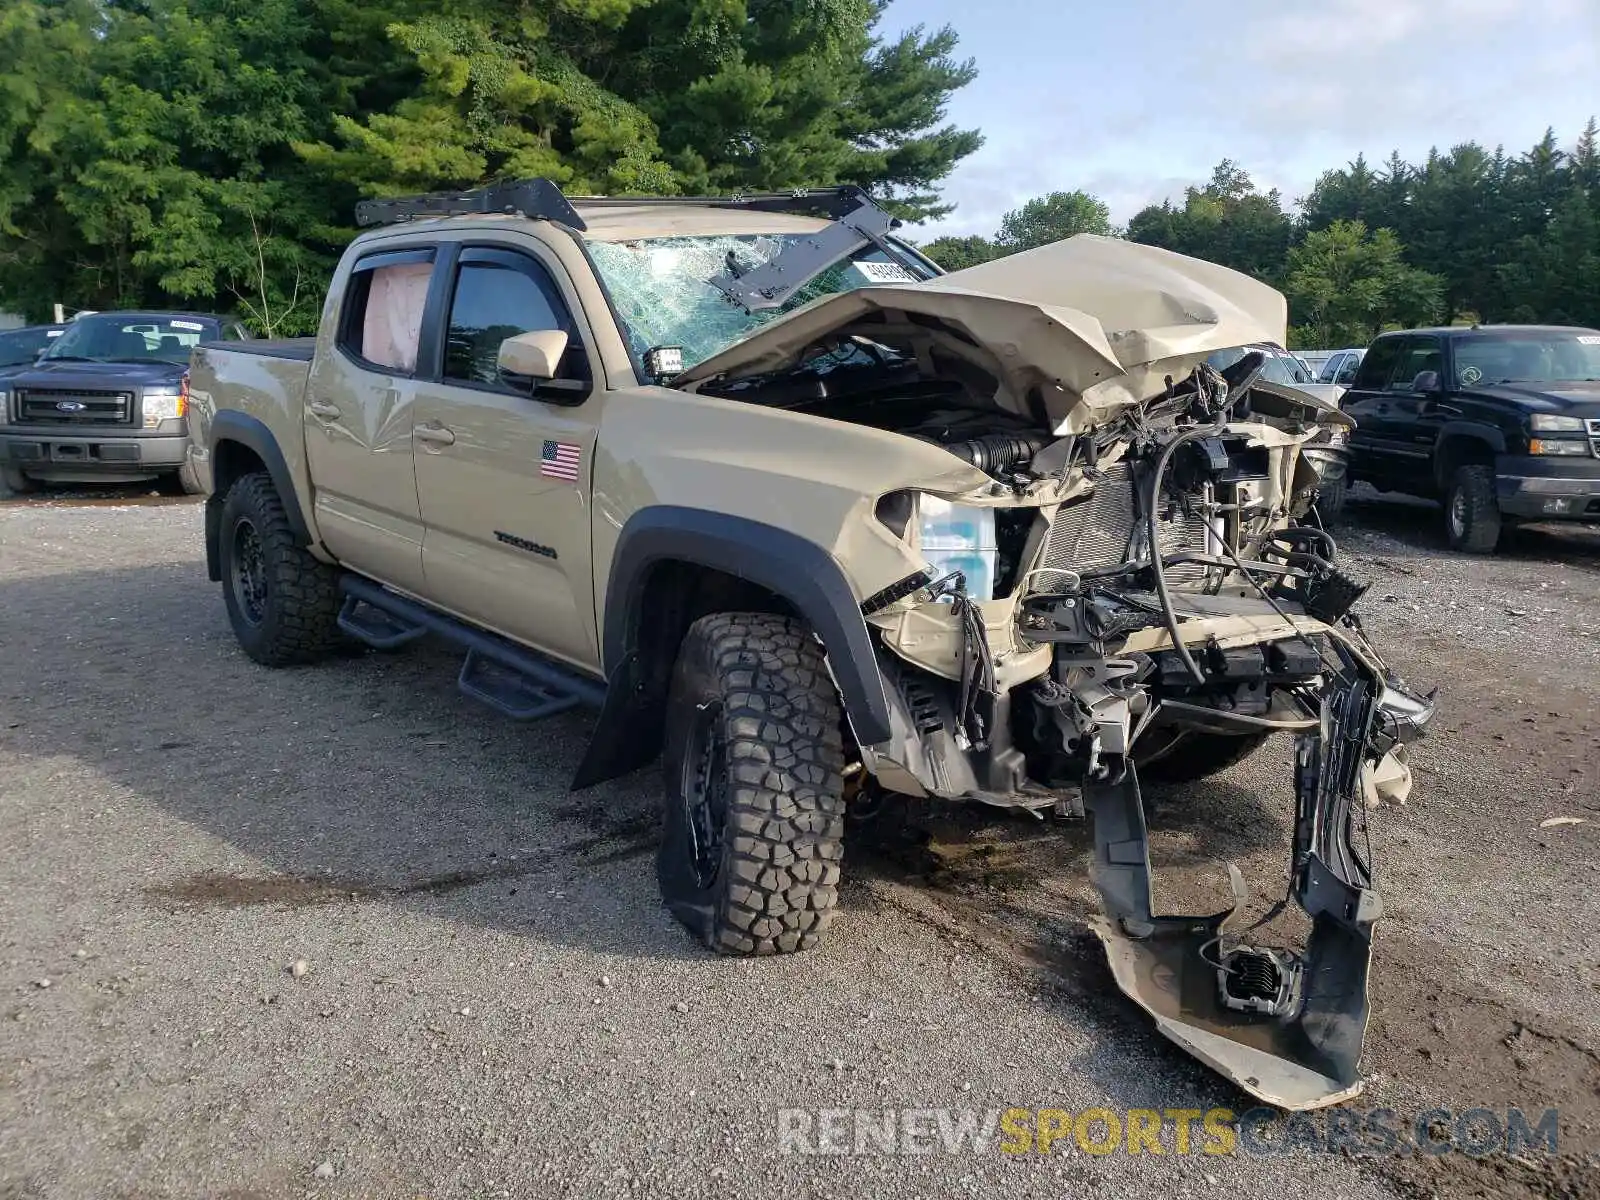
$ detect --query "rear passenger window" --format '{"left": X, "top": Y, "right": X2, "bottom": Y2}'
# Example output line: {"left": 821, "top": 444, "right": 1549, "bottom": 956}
{"left": 442, "top": 249, "right": 587, "bottom": 389}
{"left": 1387, "top": 336, "right": 1443, "bottom": 391}
{"left": 339, "top": 250, "right": 436, "bottom": 373}
{"left": 1352, "top": 338, "right": 1403, "bottom": 390}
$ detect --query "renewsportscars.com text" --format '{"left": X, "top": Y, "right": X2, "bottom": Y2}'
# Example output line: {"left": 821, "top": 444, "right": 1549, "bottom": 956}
{"left": 775, "top": 1106, "right": 1561, "bottom": 1158}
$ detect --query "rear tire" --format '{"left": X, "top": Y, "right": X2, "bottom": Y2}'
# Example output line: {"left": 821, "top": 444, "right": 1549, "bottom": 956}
{"left": 1444, "top": 464, "right": 1500, "bottom": 554}
{"left": 219, "top": 472, "right": 345, "bottom": 666}
{"left": 1139, "top": 731, "right": 1273, "bottom": 783}
{"left": 1, "top": 466, "right": 40, "bottom": 495}
{"left": 658, "top": 613, "right": 846, "bottom": 956}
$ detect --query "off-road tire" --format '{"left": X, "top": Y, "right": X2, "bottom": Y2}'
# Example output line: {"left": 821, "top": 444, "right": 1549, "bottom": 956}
{"left": 1317, "top": 477, "right": 1349, "bottom": 523}
{"left": 1444, "top": 464, "right": 1501, "bottom": 554}
{"left": 219, "top": 472, "right": 345, "bottom": 666}
{"left": 1139, "top": 731, "right": 1273, "bottom": 783}
{"left": 658, "top": 613, "right": 846, "bottom": 956}
{"left": 1, "top": 466, "right": 40, "bottom": 495}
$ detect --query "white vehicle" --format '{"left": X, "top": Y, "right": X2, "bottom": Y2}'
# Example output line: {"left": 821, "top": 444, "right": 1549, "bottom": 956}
{"left": 1317, "top": 347, "right": 1366, "bottom": 391}
{"left": 1299, "top": 349, "right": 1335, "bottom": 376}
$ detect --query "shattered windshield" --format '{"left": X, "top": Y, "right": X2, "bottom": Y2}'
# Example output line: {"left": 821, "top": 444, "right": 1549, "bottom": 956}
{"left": 1452, "top": 330, "right": 1600, "bottom": 386}
{"left": 586, "top": 235, "right": 934, "bottom": 369}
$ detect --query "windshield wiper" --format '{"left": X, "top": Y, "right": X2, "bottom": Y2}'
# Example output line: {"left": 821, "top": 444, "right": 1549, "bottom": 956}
{"left": 707, "top": 189, "right": 906, "bottom": 313}
{"left": 41, "top": 355, "right": 101, "bottom": 363}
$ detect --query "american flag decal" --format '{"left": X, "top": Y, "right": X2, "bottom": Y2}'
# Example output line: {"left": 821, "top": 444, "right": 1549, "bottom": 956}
{"left": 540, "top": 438, "right": 582, "bottom": 481}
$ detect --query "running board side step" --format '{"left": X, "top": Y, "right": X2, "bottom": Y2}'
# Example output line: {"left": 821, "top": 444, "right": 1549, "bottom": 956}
{"left": 337, "top": 575, "right": 606, "bottom": 720}
{"left": 338, "top": 594, "right": 428, "bottom": 649}
{"left": 458, "top": 649, "right": 581, "bottom": 721}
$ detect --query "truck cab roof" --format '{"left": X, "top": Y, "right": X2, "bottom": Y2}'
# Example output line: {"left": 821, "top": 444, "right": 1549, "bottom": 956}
{"left": 1378, "top": 324, "right": 1600, "bottom": 339}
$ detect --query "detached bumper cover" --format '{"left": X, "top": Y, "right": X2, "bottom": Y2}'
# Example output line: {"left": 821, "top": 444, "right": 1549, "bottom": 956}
{"left": 1084, "top": 656, "right": 1434, "bottom": 1111}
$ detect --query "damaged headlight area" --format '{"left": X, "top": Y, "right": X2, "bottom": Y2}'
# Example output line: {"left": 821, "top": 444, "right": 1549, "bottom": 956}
{"left": 916, "top": 497, "right": 998, "bottom": 602}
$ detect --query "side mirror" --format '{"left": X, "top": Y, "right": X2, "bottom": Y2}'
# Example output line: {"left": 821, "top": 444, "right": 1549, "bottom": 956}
{"left": 1411, "top": 370, "right": 1440, "bottom": 392}
{"left": 498, "top": 329, "right": 568, "bottom": 380}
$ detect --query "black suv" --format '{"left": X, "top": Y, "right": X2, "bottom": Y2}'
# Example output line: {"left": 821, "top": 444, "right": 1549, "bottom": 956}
{"left": 1342, "top": 325, "right": 1600, "bottom": 552}
{"left": 0, "top": 311, "right": 249, "bottom": 494}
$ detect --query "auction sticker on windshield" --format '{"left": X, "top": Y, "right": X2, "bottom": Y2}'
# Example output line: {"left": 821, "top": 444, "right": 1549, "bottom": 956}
{"left": 171, "top": 320, "right": 205, "bottom": 332}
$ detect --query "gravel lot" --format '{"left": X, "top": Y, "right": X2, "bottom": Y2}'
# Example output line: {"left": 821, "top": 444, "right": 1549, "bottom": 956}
{"left": 1, "top": 480, "right": 1596, "bottom": 1200}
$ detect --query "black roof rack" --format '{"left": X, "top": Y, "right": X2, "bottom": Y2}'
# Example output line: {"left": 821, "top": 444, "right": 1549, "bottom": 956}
{"left": 354, "top": 179, "right": 898, "bottom": 234}
{"left": 354, "top": 179, "right": 589, "bottom": 232}
{"left": 569, "top": 186, "right": 895, "bottom": 225}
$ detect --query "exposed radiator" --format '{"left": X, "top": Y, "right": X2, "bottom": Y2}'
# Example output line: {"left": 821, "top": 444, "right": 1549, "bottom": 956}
{"left": 1041, "top": 462, "right": 1210, "bottom": 585}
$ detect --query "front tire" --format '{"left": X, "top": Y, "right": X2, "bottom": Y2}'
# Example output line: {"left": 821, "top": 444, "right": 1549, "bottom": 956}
{"left": 1444, "top": 464, "right": 1501, "bottom": 554}
{"left": 1317, "top": 477, "right": 1349, "bottom": 523}
{"left": 658, "top": 613, "right": 846, "bottom": 956}
{"left": 219, "top": 472, "right": 345, "bottom": 666}
{"left": 1, "top": 466, "right": 40, "bottom": 495}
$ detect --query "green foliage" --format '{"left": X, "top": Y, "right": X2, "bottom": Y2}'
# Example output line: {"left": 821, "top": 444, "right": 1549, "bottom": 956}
{"left": 920, "top": 189, "right": 1116, "bottom": 272}
{"left": 1293, "top": 127, "right": 1600, "bottom": 334}
{"left": 1126, "top": 160, "right": 1292, "bottom": 284}
{"left": 0, "top": 0, "right": 980, "bottom": 326}
{"left": 918, "top": 233, "right": 1000, "bottom": 272}
{"left": 995, "top": 190, "right": 1111, "bottom": 251}
{"left": 1130, "top": 130, "right": 1600, "bottom": 343}
{"left": 1283, "top": 221, "right": 1444, "bottom": 349}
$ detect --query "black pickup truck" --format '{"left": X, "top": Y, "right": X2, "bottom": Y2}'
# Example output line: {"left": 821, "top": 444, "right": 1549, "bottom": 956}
{"left": 1342, "top": 325, "right": 1600, "bottom": 552}
{"left": 0, "top": 311, "right": 250, "bottom": 494}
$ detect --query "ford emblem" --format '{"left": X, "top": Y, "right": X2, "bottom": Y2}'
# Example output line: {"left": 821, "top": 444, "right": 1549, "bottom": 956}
{"left": 55, "top": 400, "right": 87, "bottom": 413}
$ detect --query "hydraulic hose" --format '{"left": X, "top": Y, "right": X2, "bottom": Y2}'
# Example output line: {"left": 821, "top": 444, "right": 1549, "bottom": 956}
{"left": 1148, "top": 426, "right": 1218, "bottom": 684}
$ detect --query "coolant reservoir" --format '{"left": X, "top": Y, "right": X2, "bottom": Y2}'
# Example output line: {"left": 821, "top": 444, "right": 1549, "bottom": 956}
{"left": 919, "top": 497, "right": 998, "bottom": 600}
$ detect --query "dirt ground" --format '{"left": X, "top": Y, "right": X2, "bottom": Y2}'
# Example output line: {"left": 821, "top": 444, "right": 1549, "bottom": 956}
{"left": 1, "top": 480, "right": 1597, "bottom": 1199}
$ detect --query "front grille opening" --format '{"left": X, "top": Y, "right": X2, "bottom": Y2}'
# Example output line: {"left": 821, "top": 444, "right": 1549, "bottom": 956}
{"left": 16, "top": 389, "right": 134, "bottom": 426}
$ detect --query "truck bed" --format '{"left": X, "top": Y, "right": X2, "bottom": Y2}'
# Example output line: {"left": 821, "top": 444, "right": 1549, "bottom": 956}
{"left": 196, "top": 337, "right": 316, "bottom": 362}
{"left": 187, "top": 340, "right": 317, "bottom": 509}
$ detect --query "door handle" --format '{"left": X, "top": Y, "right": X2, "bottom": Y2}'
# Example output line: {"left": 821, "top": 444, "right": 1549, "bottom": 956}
{"left": 414, "top": 423, "right": 456, "bottom": 446}
{"left": 308, "top": 400, "right": 341, "bottom": 419}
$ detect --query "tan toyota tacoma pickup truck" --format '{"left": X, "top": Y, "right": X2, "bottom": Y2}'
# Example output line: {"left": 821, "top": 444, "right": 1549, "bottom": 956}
{"left": 186, "top": 180, "right": 1433, "bottom": 1109}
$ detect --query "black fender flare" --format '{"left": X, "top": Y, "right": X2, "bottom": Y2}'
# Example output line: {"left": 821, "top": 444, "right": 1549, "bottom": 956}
{"left": 205, "top": 411, "right": 310, "bottom": 581}
{"left": 571, "top": 506, "right": 893, "bottom": 789}
{"left": 1433, "top": 421, "right": 1506, "bottom": 489}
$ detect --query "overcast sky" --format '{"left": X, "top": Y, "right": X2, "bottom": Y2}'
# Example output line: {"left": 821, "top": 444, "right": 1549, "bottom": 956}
{"left": 882, "top": 0, "right": 1600, "bottom": 240}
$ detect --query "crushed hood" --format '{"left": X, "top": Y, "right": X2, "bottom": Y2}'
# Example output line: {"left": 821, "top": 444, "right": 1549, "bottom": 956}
{"left": 677, "top": 235, "right": 1289, "bottom": 431}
